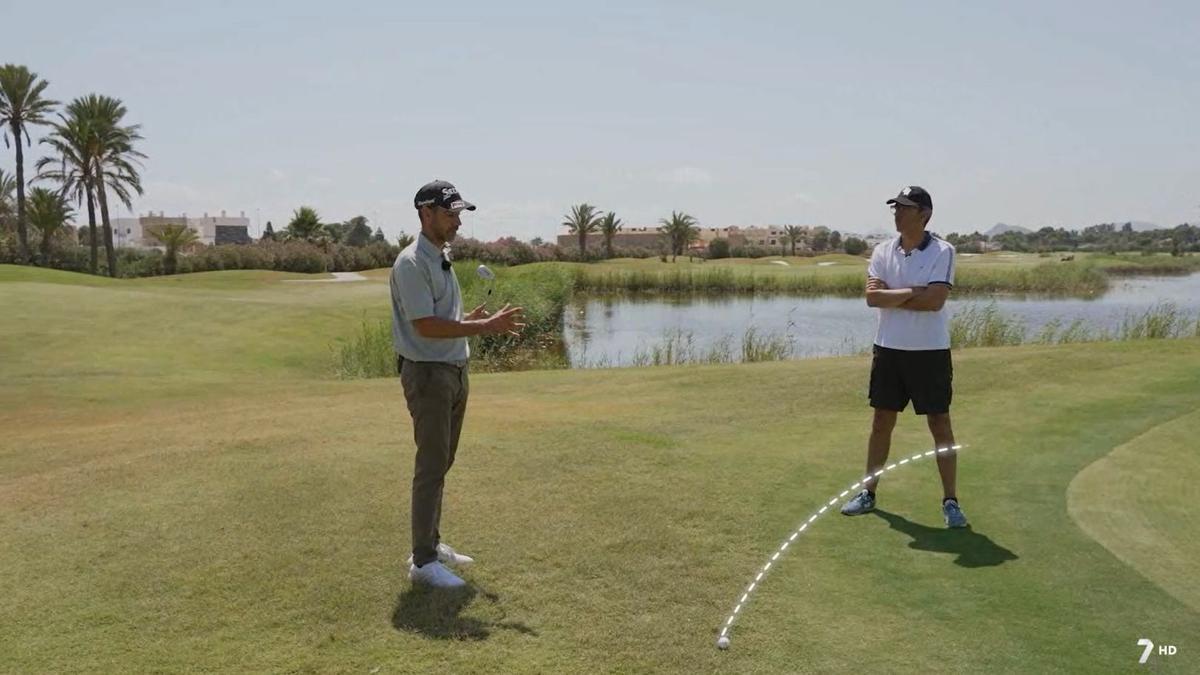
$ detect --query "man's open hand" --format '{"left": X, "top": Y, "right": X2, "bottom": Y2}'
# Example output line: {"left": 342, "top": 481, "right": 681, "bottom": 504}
{"left": 483, "top": 304, "right": 526, "bottom": 337}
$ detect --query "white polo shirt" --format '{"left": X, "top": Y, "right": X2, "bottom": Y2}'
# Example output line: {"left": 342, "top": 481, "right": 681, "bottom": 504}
{"left": 867, "top": 232, "right": 956, "bottom": 351}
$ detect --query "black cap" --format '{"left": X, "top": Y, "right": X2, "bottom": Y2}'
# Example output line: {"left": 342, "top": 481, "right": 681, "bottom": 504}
{"left": 886, "top": 186, "right": 933, "bottom": 210}
{"left": 414, "top": 180, "right": 476, "bottom": 212}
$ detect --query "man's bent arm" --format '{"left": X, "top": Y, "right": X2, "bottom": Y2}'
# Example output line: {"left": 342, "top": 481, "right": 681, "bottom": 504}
{"left": 867, "top": 287, "right": 918, "bottom": 308}
{"left": 412, "top": 316, "right": 488, "bottom": 338}
{"left": 900, "top": 284, "right": 950, "bottom": 311}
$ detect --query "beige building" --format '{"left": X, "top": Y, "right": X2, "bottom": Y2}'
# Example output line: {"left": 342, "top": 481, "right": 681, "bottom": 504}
{"left": 689, "top": 224, "right": 817, "bottom": 251}
{"left": 557, "top": 226, "right": 663, "bottom": 251}
{"left": 114, "top": 210, "right": 252, "bottom": 248}
{"left": 721, "top": 225, "right": 789, "bottom": 248}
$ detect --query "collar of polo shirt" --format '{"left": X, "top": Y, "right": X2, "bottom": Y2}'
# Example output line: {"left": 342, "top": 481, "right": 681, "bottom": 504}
{"left": 416, "top": 233, "right": 451, "bottom": 267}
{"left": 897, "top": 230, "right": 931, "bottom": 252}
{"left": 897, "top": 231, "right": 934, "bottom": 255}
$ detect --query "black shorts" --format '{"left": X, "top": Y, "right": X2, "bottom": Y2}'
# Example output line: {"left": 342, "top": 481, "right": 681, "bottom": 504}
{"left": 869, "top": 345, "right": 953, "bottom": 415}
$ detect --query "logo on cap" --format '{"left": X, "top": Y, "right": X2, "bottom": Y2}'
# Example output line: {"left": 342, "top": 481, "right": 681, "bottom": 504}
{"left": 414, "top": 180, "right": 476, "bottom": 212}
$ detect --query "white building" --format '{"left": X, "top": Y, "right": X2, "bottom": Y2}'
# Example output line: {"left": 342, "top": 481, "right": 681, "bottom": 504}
{"left": 113, "top": 210, "right": 252, "bottom": 248}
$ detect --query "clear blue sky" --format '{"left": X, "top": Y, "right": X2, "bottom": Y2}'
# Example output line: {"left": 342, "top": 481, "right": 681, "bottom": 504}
{"left": 7, "top": 0, "right": 1198, "bottom": 240}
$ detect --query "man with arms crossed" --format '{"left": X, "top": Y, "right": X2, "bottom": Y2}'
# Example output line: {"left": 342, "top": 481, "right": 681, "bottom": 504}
{"left": 392, "top": 179, "right": 525, "bottom": 588}
{"left": 840, "top": 186, "right": 967, "bottom": 528}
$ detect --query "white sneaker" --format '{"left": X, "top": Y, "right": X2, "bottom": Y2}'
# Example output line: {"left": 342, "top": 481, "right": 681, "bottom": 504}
{"left": 406, "top": 543, "right": 475, "bottom": 568}
{"left": 840, "top": 489, "right": 876, "bottom": 516}
{"left": 408, "top": 561, "right": 466, "bottom": 588}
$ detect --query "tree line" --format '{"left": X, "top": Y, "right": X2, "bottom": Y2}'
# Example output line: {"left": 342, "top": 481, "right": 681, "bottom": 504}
{"left": 945, "top": 222, "right": 1200, "bottom": 255}
{"left": 562, "top": 202, "right": 867, "bottom": 260}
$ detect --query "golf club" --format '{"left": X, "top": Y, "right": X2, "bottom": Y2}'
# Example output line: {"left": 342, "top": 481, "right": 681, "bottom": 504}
{"left": 476, "top": 264, "right": 496, "bottom": 299}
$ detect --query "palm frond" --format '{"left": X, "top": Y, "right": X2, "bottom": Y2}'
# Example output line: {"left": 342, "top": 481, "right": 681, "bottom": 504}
{"left": 0, "top": 64, "right": 59, "bottom": 130}
{"left": 563, "top": 202, "right": 604, "bottom": 234}
{"left": 26, "top": 186, "right": 73, "bottom": 235}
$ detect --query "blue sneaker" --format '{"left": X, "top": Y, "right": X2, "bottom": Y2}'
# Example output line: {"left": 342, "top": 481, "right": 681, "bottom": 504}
{"left": 840, "top": 489, "right": 876, "bottom": 516}
{"left": 943, "top": 499, "right": 968, "bottom": 528}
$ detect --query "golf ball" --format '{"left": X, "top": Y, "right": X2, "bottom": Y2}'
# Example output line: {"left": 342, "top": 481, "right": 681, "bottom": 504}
{"left": 716, "top": 636, "right": 730, "bottom": 650}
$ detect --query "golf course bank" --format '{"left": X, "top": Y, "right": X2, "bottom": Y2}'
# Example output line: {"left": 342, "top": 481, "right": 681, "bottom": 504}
{"left": 327, "top": 254, "right": 1200, "bottom": 374}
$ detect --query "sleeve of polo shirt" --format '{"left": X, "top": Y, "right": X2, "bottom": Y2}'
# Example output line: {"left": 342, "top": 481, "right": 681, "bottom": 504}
{"left": 395, "top": 257, "right": 436, "bottom": 320}
{"left": 867, "top": 245, "right": 883, "bottom": 280}
{"left": 928, "top": 246, "right": 955, "bottom": 287}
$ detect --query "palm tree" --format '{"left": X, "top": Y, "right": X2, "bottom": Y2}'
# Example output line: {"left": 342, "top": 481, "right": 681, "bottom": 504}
{"left": 598, "top": 211, "right": 623, "bottom": 259}
{"left": 71, "top": 95, "right": 145, "bottom": 277}
{"left": 784, "top": 225, "right": 806, "bottom": 256}
{"left": 658, "top": 211, "right": 700, "bottom": 262}
{"left": 37, "top": 112, "right": 99, "bottom": 273}
{"left": 344, "top": 216, "right": 372, "bottom": 247}
{"left": 26, "top": 186, "right": 73, "bottom": 266}
{"left": 287, "top": 206, "right": 323, "bottom": 241}
{"left": 0, "top": 64, "right": 58, "bottom": 263}
{"left": 146, "top": 223, "right": 199, "bottom": 275}
{"left": 0, "top": 168, "right": 16, "bottom": 233}
{"left": 322, "top": 221, "right": 346, "bottom": 244}
{"left": 563, "top": 203, "right": 603, "bottom": 258}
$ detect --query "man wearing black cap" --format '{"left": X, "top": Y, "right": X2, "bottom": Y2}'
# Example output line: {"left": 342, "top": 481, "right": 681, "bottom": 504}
{"left": 391, "top": 180, "right": 526, "bottom": 588}
{"left": 840, "top": 186, "right": 968, "bottom": 528}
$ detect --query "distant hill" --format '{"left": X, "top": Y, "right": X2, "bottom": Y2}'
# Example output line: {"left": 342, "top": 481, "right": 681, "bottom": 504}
{"left": 985, "top": 223, "right": 1032, "bottom": 237}
{"left": 983, "top": 221, "right": 1166, "bottom": 236}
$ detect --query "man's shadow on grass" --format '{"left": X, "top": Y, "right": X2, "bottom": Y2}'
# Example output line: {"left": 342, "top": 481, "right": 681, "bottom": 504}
{"left": 873, "top": 509, "right": 1019, "bottom": 568}
{"left": 391, "top": 584, "right": 538, "bottom": 641}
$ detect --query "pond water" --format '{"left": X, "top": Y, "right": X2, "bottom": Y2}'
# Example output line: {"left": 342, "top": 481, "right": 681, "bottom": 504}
{"left": 563, "top": 274, "right": 1200, "bottom": 367}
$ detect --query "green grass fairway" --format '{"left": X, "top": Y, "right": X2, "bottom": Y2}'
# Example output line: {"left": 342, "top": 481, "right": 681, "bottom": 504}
{"left": 1069, "top": 410, "right": 1200, "bottom": 613}
{"left": 2, "top": 265, "right": 1196, "bottom": 673}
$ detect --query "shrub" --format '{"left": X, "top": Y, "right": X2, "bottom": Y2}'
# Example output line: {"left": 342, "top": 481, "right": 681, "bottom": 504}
{"left": 332, "top": 261, "right": 576, "bottom": 377}
{"left": 843, "top": 237, "right": 868, "bottom": 256}
{"left": 729, "top": 245, "right": 781, "bottom": 259}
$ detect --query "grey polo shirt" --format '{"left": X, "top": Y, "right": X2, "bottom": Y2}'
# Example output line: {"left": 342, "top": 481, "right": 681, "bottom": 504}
{"left": 390, "top": 234, "right": 469, "bottom": 363}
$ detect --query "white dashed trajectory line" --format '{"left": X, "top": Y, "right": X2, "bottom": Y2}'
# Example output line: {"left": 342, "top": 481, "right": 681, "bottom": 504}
{"left": 716, "top": 444, "right": 967, "bottom": 650}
